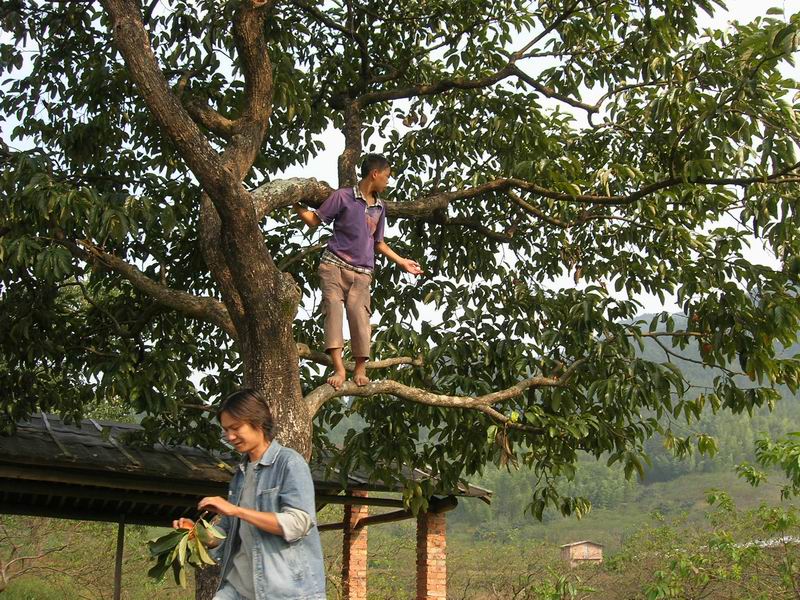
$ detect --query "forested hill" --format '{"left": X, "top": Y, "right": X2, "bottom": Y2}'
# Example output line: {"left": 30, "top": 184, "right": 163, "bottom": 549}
{"left": 324, "top": 313, "right": 799, "bottom": 528}
{"left": 447, "top": 314, "right": 800, "bottom": 528}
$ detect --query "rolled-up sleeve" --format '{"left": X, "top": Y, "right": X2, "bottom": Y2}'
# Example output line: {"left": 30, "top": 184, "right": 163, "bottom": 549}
{"left": 277, "top": 454, "right": 318, "bottom": 528}
{"left": 275, "top": 507, "right": 314, "bottom": 543}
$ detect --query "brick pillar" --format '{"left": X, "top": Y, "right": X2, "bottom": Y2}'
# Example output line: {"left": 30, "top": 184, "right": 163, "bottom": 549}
{"left": 416, "top": 511, "right": 447, "bottom": 600}
{"left": 342, "top": 491, "right": 369, "bottom": 600}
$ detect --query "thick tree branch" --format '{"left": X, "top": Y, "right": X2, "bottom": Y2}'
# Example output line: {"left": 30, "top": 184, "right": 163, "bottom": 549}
{"left": 101, "top": 0, "right": 296, "bottom": 357}
{"left": 64, "top": 238, "right": 237, "bottom": 338}
{"left": 341, "top": 103, "right": 364, "bottom": 187}
{"left": 252, "top": 177, "right": 333, "bottom": 218}
{"left": 304, "top": 374, "right": 562, "bottom": 417}
{"left": 264, "top": 167, "right": 800, "bottom": 235}
{"left": 390, "top": 164, "right": 800, "bottom": 219}
{"left": 224, "top": 0, "right": 276, "bottom": 179}
{"left": 198, "top": 194, "right": 247, "bottom": 327}
{"left": 101, "top": 0, "right": 236, "bottom": 200}
{"left": 384, "top": 179, "right": 511, "bottom": 217}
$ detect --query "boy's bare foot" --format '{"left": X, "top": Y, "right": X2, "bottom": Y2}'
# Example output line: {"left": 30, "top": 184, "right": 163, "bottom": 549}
{"left": 352, "top": 357, "right": 370, "bottom": 386}
{"left": 352, "top": 361, "right": 370, "bottom": 386}
{"left": 327, "top": 370, "right": 346, "bottom": 389}
{"left": 352, "top": 371, "right": 370, "bottom": 386}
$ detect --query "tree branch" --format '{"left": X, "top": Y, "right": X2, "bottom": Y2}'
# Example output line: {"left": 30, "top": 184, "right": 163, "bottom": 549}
{"left": 252, "top": 177, "right": 334, "bottom": 219}
{"left": 352, "top": 3, "right": 590, "bottom": 112}
{"left": 223, "top": 0, "right": 276, "bottom": 179}
{"left": 356, "top": 64, "right": 517, "bottom": 107}
{"left": 290, "top": 0, "right": 370, "bottom": 80}
{"left": 304, "top": 374, "right": 562, "bottom": 418}
{"left": 388, "top": 163, "right": 800, "bottom": 220}
{"left": 278, "top": 242, "right": 327, "bottom": 270}
{"left": 640, "top": 331, "right": 705, "bottom": 339}
{"left": 511, "top": 65, "right": 599, "bottom": 114}
{"left": 183, "top": 96, "right": 238, "bottom": 139}
{"left": 507, "top": 190, "right": 567, "bottom": 227}
{"left": 264, "top": 166, "right": 800, "bottom": 234}
{"left": 420, "top": 213, "right": 516, "bottom": 243}
{"left": 510, "top": 0, "right": 581, "bottom": 60}
{"left": 63, "top": 238, "right": 237, "bottom": 338}
{"left": 100, "top": 0, "right": 237, "bottom": 201}
{"left": 5, "top": 545, "right": 68, "bottom": 571}
{"left": 649, "top": 335, "right": 746, "bottom": 378}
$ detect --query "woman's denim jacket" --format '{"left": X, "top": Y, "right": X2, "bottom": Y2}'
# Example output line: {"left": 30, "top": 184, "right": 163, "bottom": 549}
{"left": 214, "top": 441, "right": 326, "bottom": 600}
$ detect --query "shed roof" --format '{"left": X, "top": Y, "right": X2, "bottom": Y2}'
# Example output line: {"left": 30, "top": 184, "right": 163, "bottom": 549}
{"left": 560, "top": 540, "right": 604, "bottom": 548}
{"left": 0, "top": 414, "right": 490, "bottom": 527}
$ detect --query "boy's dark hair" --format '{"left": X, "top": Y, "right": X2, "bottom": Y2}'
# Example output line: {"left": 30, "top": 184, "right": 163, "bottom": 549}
{"left": 360, "top": 153, "right": 389, "bottom": 178}
{"left": 218, "top": 388, "right": 275, "bottom": 440}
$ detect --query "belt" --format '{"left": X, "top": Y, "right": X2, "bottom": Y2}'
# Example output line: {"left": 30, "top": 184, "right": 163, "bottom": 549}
{"left": 320, "top": 249, "right": 373, "bottom": 276}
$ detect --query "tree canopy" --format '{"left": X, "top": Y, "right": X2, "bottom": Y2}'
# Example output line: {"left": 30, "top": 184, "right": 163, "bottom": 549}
{"left": 2, "top": 0, "right": 800, "bottom": 516}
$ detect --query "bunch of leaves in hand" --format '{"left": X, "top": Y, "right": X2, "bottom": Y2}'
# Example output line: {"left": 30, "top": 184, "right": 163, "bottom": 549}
{"left": 147, "top": 517, "right": 226, "bottom": 588}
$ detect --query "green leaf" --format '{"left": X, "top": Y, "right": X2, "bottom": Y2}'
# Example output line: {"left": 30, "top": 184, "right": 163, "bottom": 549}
{"left": 148, "top": 530, "right": 186, "bottom": 557}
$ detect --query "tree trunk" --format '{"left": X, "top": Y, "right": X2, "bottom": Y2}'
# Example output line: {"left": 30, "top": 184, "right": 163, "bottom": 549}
{"left": 244, "top": 298, "right": 314, "bottom": 458}
{"left": 337, "top": 102, "right": 363, "bottom": 188}
{"left": 198, "top": 194, "right": 314, "bottom": 458}
{"left": 195, "top": 564, "right": 221, "bottom": 600}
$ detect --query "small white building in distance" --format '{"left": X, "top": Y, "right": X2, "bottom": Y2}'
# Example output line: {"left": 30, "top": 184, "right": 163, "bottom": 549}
{"left": 560, "top": 540, "right": 604, "bottom": 567}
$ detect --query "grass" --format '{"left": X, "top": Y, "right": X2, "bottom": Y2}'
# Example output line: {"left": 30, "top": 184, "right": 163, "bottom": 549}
{"left": 0, "top": 470, "right": 789, "bottom": 599}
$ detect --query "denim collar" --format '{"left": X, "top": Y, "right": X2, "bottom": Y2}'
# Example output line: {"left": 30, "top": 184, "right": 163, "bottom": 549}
{"left": 238, "top": 439, "right": 282, "bottom": 472}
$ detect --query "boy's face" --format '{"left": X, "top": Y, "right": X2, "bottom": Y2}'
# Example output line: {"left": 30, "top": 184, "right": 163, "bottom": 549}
{"left": 372, "top": 166, "right": 391, "bottom": 192}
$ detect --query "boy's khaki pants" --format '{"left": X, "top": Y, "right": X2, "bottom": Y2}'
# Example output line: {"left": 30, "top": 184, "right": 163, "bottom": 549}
{"left": 318, "top": 262, "right": 372, "bottom": 358}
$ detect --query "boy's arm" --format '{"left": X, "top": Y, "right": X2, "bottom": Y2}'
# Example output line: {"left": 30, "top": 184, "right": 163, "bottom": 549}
{"left": 293, "top": 204, "right": 322, "bottom": 228}
{"left": 375, "top": 240, "right": 423, "bottom": 275}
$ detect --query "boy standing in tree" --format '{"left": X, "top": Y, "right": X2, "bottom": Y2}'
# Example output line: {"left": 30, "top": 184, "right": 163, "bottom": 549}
{"left": 294, "top": 154, "right": 422, "bottom": 389}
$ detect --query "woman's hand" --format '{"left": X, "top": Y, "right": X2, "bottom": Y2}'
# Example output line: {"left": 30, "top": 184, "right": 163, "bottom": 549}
{"left": 172, "top": 517, "right": 194, "bottom": 530}
{"left": 198, "top": 496, "right": 239, "bottom": 517}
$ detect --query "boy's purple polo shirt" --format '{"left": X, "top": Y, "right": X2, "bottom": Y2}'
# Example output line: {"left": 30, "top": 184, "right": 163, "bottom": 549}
{"left": 315, "top": 187, "right": 385, "bottom": 270}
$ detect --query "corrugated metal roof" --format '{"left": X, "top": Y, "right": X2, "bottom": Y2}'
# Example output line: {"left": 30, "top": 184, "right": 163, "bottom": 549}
{"left": 0, "top": 414, "right": 491, "bottom": 527}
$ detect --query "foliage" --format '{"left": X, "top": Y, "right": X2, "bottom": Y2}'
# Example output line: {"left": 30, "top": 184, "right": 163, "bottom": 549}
{"left": 1, "top": 0, "right": 800, "bottom": 518}
{"left": 738, "top": 431, "right": 800, "bottom": 500}
{"left": 0, "top": 516, "right": 78, "bottom": 594}
{"left": 146, "top": 517, "right": 225, "bottom": 588}
{"left": 0, "top": 515, "right": 193, "bottom": 599}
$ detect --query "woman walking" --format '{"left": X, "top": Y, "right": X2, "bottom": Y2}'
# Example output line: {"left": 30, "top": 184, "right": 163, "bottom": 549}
{"left": 173, "top": 389, "right": 326, "bottom": 600}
